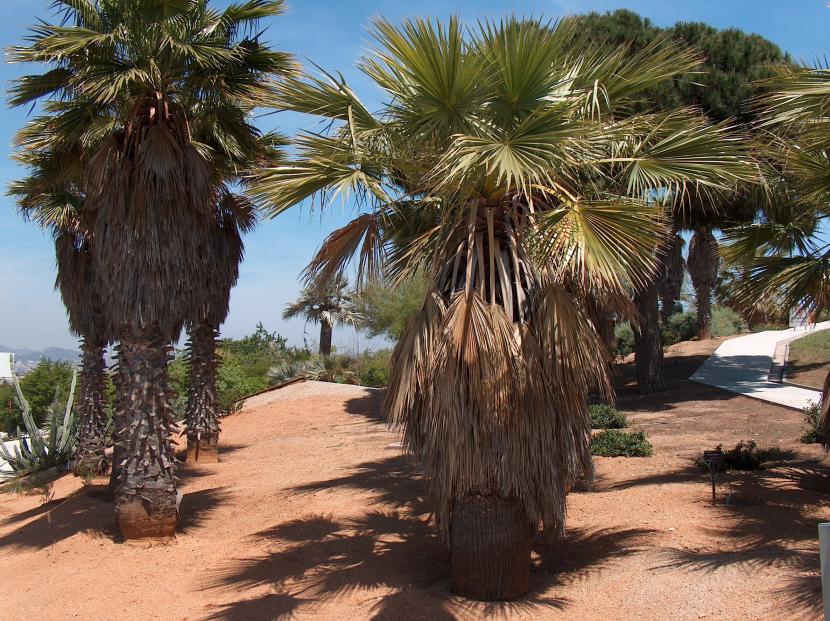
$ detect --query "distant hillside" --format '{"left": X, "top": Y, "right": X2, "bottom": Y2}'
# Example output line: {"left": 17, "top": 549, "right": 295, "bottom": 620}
{"left": 0, "top": 345, "right": 79, "bottom": 375}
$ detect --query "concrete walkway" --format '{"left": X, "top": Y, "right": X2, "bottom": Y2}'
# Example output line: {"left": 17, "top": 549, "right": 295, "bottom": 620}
{"left": 691, "top": 322, "right": 829, "bottom": 410}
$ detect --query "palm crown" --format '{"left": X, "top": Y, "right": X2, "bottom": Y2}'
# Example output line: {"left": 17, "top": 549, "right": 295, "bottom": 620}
{"left": 253, "top": 16, "right": 757, "bottom": 538}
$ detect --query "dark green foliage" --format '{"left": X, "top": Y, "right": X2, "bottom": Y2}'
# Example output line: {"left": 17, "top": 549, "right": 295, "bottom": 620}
{"left": 695, "top": 440, "right": 793, "bottom": 471}
{"left": 573, "top": 9, "right": 789, "bottom": 124}
{"left": 168, "top": 324, "right": 291, "bottom": 418}
{"left": 710, "top": 306, "right": 747, "bottom": 337}
{"left": 215, "top": 350, "right": 273, "bottom": 414}
{"left": 219, "top": 322, "right": 287, "bottom": 358}
{"left": 801, "top": 402, "right": 824, "bottom": 444}
{"left": 613, "top": 322, "right": 635, "bottom": 358}
{"left": 356, "top": 275, "right": 428, "bottom": 342}
{"left": 661, "top": 311, "right": 698, "bottom": 345}
{"left": 356, "top": 350, "right": 392, "bottom": 387}
{"left": 590, "top": 430, "right": 653, "bottom": 457}
{"left": 0, "top": 358, "right": 75, "bottom": 434}
{"left": 589, "top": 404, "right": 628, "bottom": 429}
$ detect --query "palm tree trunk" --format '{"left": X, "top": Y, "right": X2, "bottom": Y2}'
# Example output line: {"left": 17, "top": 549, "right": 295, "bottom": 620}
{"left": 659, "top": 233, "right": 685, "bottom": 325}
{"left": 320, "top": 319, "right": 333, "bottom": 356}
{"left": 108, "top": 353, "right": 128, "bottom": 495}
{"left": 114, "top": 325, "right": 178, "bottom": 540}
{"left": 688, "top": 229, "right": 719, "bottom": 340}
{"left": 450, "top": 494, "right": 533, "bottom": 601}
{"left": 72, "top": 337, "right": 109, "bottom": 476}
{"left": 634, "top": 280, "right": 668, "bottom": 394}
{"left": 820, "top": 370, "right": 830, "bottom": 448}
{"left": 185, "top": 322, "right": 220, "bottom": 462}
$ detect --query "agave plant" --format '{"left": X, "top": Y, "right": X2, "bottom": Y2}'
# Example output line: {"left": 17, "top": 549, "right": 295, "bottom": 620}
{"left": 253, "top": 17, "right": 754, "bottom": 600}
{"left": 0, "top": 361, "right": 78, "bottom": 477}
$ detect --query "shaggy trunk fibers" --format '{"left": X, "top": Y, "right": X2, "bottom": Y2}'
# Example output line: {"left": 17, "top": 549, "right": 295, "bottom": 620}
{"left": 72, "top": 338, "right": 109, "bottom": 476}
{"left": 185, "top": 322, "right": 220, "bottom": 462}
{"left": 634, "top": 280, "right": 668, "bottom": 394}
{"left": 114, "top": 326, "right": 178, "bottom": 539}
{"left": 451, "top": 495, "right": 533, "bottom": 601}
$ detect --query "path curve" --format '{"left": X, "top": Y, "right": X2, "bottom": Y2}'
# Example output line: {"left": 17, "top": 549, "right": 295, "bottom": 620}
{"left": 690, "top": 322, "right": 829, "bottom": 410}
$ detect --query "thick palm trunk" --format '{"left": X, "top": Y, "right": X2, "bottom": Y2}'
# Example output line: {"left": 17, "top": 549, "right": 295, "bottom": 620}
{"left": 634, "top": 280, "right": 668, "bottom": 394}
{"left": 319, "top": 320, "right": 333, "bottom": 356}
{"left": 450, "top": 494, "right": 533, "bottom": 601}
{"left": 185, "top": 322, "right": 220, "bottom": 462}
{"left": 114, "top": 325, "right": 178, "bottom": 540}
{"left": 72, "top": 338, "right": 109, "bottom": 476}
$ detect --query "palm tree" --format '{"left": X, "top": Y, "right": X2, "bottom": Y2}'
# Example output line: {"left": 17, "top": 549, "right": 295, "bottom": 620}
{"left": 9, "top": 0, "right": 294, "bottom": 539}
{"left": 724, "top": 64, "right": 830, "bottom": 442}
{"left": 283, "top": 276, "right": 361, "bottom": 356}
{"left": 687, "top": 229, "right": 720, "bottom": 338}
{"left": 252, "top": 17, "right": 754, "bottom": 599}
{"left": 8, "top": 117, "right": 110, "bottom": 477}
{"left": 184, "top": 192, "right": 256, "bottom": 462}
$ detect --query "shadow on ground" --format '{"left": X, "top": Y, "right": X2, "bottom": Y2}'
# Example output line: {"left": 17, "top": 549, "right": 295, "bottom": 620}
{"left": 633, "top": 458, "right": 830, "bottom": 613}
{"left": 203, "top": 426, "right": 656, "bottom": 621}
{"left": 0, "top": 482, "right": 230, "bottom": 549}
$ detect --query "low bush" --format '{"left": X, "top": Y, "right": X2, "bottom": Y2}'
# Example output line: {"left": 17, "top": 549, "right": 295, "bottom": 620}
{"left": 661, "top": 311, "right": 697, "bottom": 346}
{"left": 356, "top": 350, "right": 391, "bottom": 387}
{"left": 695, "top": 440, "right": 792, "bottom": 472}
{"left": 613, "top": 322, "right": 635, "bottom": 358}
{"left": 589, "top": 404, "right": 627, "bottom": 429}
{"left": 800, "top": 401, "right": 824, "bottom": 444}
{"left": 710, "top": 306, "right": 747, "bottom": 337}
{"left": 590, "top": 429, "right": 653, "bottom": 457}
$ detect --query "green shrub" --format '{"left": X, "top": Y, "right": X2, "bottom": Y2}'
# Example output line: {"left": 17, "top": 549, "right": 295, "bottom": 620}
{"left": 589, "top": 404, "right": 627, "bottom": 429}
{"left": 0, "top": 358, "right": 75, "bottom": 433}
{"left": 710, "top": 305, "right": 747, "bottom": 337}
{"left": 356, "top": 350, "right": 391, "bottom": 387}
{"left": 695, "top": 440, "right": 792, "bottom": 472}
{"left": 613, "top": 322, "right": 635, "bottom": 358}
{"left": 590, "top": 430, "right": 653, "bottom": 457}
{"left": 662, "top": 311, "right": 697, "bottom": 345}
{"left": 800, "top": 401, "right": 824, "bottom": 444}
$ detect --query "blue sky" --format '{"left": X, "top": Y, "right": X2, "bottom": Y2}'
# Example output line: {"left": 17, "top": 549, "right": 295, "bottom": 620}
{"left": 1, "top": 0, "right": 829, "bottom": 351}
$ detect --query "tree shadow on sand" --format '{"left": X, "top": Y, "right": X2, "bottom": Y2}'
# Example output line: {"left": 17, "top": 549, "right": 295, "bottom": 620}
{"left": 202, "top": 451, "right": 656, "bottom": 620}
{"left": 0, "top": 483, "right": 231, "bottom": 549}
{"left": 643, "top": 459, "right": 830, "bottom": 614}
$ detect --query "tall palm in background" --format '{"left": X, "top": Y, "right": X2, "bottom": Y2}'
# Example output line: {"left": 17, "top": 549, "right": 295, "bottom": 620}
{"left": 725, "top": 65, "right": 830, "bottom": 442}
{"left": 253, "top": 17, "right": 753, "bottom": 599}
{"left": 9, "top": 0, "right": 294, "bottom": 538}
{"left": 283, "top": 276, "right": 361, "bottom": 356}
{"left": 8, "top": 119, "right": 110, "bottom": 475}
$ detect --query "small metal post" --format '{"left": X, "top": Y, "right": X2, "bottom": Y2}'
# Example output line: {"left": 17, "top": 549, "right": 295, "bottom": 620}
{"left": 703, "top": 449, "right": 723, "bottom": 505}
{"left": 820, "top": 523, "right": 830, "bottom": 621}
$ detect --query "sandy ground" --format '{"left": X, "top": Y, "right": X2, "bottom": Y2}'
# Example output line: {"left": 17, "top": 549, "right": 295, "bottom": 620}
{"left": 0, "top": 340, "right": 827, "bottom": 621}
